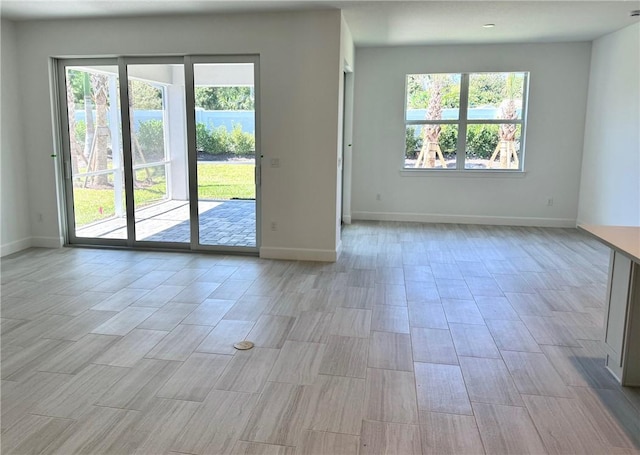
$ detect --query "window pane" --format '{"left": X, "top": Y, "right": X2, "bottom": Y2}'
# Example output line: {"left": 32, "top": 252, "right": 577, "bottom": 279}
{"left": 467, "top": 72, "right": 525, "bottom": 120}
{"left": 465, "top": 123, "right": 522, "bottom": 169}
{"left": 405, "top": 124, "right": 458, "bottom": 169}
{"left": 406, "top": 74, "right": 461, "bottom": 121}
{"left": 65, "top": 65, "right": 126, "bottom": 239}
{"left": 127, "top": 70, "right": 168, "bottom": 166}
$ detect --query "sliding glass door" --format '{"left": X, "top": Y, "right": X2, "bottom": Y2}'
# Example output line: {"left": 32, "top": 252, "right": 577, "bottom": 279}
{"left": 186, "top": 58, "right": 259, "bottom": 249}
{"left": 58, "top": 56, "right": 260, "bottom": 252}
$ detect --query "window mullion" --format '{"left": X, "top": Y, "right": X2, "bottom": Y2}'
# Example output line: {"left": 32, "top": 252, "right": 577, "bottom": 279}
{"left": 457, "top": 73, "right": 470, "bottom": 170}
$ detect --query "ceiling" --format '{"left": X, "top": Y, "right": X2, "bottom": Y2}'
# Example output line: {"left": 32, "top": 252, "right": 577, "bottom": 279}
{"left": 1, "top": 0, "right": 638, "bottom": 46}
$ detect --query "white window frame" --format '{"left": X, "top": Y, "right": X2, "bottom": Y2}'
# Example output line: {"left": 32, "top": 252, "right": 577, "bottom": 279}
{"left": 403, "top": 71, "right": 530, "bottom": 173}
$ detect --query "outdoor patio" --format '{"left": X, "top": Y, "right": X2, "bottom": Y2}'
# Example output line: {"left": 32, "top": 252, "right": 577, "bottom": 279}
{"left": 76, "top": 199, "right": 256, "bottom": 247}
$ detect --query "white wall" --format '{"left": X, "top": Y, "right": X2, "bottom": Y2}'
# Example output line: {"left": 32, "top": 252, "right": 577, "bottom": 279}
{"left": 352, "top": 42, "right": 591, "bottom": 227}
{"left": 578, "top": 23, "right": 640, "bottom": 227}
{"left": 1, "top": 19, "right": 32, "bottom": 256}
{"left": 10, "top": 10, "right": 343, "bottom": 260}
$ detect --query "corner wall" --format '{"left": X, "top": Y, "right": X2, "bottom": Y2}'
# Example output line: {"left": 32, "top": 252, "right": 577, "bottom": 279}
{"left": 352, "top": 42, "right": 592, "bottom": 227}
{"left": 11, "top": 11, "right": 343, "bottom": 260}
{"left": 1, "top": 19, "right": 31, "bottom": 256}
{"left": 578, "top": 23, "right": 640, "bottom": 226}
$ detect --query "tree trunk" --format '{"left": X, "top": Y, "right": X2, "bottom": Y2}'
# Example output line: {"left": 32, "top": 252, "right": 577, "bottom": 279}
{"left": 90, "top": 74, "right": 111, "bottom": 187}
{"left": 83, "top": 72, "right": 95, "bottom": 159}
{"left": 66, "top": 77, "right": 86, "bottom": 175}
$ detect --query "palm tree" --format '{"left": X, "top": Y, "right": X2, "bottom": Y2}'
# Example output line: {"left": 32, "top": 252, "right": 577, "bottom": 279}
{"left": 415, "top": 75, "right": 447, "bottom": 168}
{"left": 489, "top": 74, "right": 519, "bottom": 169}
{"left": 82, "top": 72, "right": 95, "bottom": 159}
{"left": 88, "top": 74, "right": 111, "bottom": 187}
{"left": 65, "top": 76, "right": 87, "bottom": 174}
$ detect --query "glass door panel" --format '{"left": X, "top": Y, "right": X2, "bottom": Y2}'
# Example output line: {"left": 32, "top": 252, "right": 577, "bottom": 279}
{"left": 192, "top": 62, "right": 257, "bottom": 248}
{"left": 127, "top": 64, "right": 188, "bottom": 243}
{"left": 63, "top": 64, "right": 126, "bottom": 240}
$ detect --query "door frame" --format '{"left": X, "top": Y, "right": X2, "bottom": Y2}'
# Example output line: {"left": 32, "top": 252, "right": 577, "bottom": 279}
{"left": 55, "top": 55, "right": 261, "bottom": 253}
{"left": 184, "top": 55, "right": 261, "bottom": 254}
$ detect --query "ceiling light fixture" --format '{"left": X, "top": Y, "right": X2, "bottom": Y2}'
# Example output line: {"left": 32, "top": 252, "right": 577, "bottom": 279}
{"left": 483, "top": 23, "right": 496, "bottom": 28}
{"left": 631, "top": 10, "right": 640, "bottom": 16}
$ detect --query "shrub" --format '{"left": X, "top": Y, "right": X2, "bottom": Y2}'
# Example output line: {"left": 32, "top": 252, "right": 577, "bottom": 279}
{"left": 196, "top": 122, "right": 212, "bottom": 152}
{"left": 197, "top": 123, "right": 231, "bottom": 155}
{"left": 405, "top": 126, "right": 421, "bottom": 158}
{"left": 438, "top": 125, "right": 458, "bottom": 156}
{"left": 137, "top": 119, "right": 165, "bottom": 161}
{"left": 466, "top": 124, "right": 499, "bottom": 159}
{"left": 75, "top": 119, "right": 86, "bottom": 144}
{"left": 230, "top": 124, "right": 255, "bottom": 155}
{"left": 209, "top": 126, "right": 231, "bottom": 154}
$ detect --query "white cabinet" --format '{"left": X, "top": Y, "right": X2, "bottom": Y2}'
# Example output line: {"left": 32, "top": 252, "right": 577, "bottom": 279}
{"left": 603, "top": 250, "right": 640, "bottom": 386}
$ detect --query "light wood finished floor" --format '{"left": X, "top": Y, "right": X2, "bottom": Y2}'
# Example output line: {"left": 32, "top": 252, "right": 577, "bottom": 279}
{"left": 2, "top": 222, "right": 640, "bottom": 454}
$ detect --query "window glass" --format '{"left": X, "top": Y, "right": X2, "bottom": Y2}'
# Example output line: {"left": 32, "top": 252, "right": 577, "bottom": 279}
{"left": 467, "top": 72, "right": 525, "bottom": 120}
{"left": 404, "top": 72, "right": 528, "bottom": 171}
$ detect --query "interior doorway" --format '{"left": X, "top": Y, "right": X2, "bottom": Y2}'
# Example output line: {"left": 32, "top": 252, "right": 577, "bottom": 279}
{"left": 57, "top": 56, "right": 260, "bottom": 253}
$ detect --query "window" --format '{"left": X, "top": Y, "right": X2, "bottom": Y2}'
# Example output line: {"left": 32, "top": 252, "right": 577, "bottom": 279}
{"left": 405, "top": 72, "right": 529, "bottom": 171}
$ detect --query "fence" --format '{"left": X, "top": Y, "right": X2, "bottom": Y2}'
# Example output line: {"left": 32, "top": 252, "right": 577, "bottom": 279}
{"left": 75, "top": 109, "right": 255, "bottom": 134}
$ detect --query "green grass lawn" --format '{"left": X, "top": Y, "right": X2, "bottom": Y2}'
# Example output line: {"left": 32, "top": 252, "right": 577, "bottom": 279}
{"left": 197, "top": 163, "right": 255, "bottom": 200}
{"left": 73, "top": 163, "right": 254, "bottom": 226}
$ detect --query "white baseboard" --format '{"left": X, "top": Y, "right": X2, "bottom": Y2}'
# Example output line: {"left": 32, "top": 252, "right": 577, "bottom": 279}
{"left": 352, "top": 211, "right": 576, "bottom": 228}
{"left": 342, "top": 215, "right": 352, "bottom": 224}
{"left": 260, "top": 246, "right": 338, "bottom": 262}
{"left": 1, "top": 237, "right": 32, "bottom": 257}
{"left": 30, "top": 236, "right": 64, "bottom": 249}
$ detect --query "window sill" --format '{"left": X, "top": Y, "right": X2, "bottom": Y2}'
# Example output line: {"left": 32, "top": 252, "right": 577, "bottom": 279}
{"left": 399, "top": 169, "right": 526, "bottom": 178}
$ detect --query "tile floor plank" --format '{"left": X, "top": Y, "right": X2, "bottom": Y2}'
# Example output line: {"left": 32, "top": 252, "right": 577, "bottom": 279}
{"left": 157, "top": 352, "right": 232, "bottom": 402}
{"left": 414, "top": 362, "right": 473, "bottom": 415}
{"left": 145, "top": 324, "right": 212, "bottom": 361}
{"left": 268, "top": 340, "right": 326, "bottom": 385}
{"left": 240, "top": 381, "right": 307, "bottom": 446}
{"left": 94, "top": 328, "right": 169, "bottom": 367}
{"left": 365, "top": 368, "right": 419, "bottom": 424}
{"left": 473, "top": 402, "right": 548, "bottom": 454}
{"left": 295, "top": 430, "right": 359, "bottom": 455}
{"left": 196, "top": 319, "right": 255, "bottom": 355}
{"left": 215, "top": 347, "right": 280, "bottom": 393}
{"left": 419, "top": 411, "right": 485, "bottom": 455}
{"left": 172, "top": 389, "right": 259, "bottom": 454}
{"left": 459, "top": 356, "right": 524, "bottom": 407}
{"left": 449, "top": 323, "right": 501, "bottom": 359}
{"left": 318, "top": 335, "right": 369, "bottom": 378}
{"left": 303, "top": 374, "right": 365, "bottom": 435}
{"left": 360, "top": 420, "right": 422, "bottom": 455}
{"left": 368, "top": 331, "right": 413, "bottom": 371}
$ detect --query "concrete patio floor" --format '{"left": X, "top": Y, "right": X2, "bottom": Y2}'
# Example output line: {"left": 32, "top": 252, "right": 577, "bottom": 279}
{"left": 76, "top": 199, "right": 256, "bottom": 247}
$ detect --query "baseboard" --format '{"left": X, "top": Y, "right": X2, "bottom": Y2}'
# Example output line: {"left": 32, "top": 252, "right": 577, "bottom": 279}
{"left": 30, "top": 236, "right": 64, "bottom": 249}
{"left": 342, "top": 215, "right": 352, "bottom": 224}
{"left": 352, "top": 211, "right": 576, "bottom": 228}
{"left": 260, "top": 246, "right": 338, "bottom": 262}
{"left": 1, "top": 237, "right": 32, "bottom": 257}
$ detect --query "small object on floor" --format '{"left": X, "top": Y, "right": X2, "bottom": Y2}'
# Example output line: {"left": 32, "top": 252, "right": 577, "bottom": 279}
{"left": 234, "top": 340, "right": 255, "bottom": 350}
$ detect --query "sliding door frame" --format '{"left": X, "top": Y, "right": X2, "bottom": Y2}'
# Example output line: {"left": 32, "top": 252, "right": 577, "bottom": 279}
{"left": 121, "top": 56, "right": 189, "bottom": 250}
{"left": 57, "top": 57, "right": 126, "bottom": 247}
{"left": 56, "top": 54, "right": 261, "bottom": 253}
{"left": 184, "top": 54, "right": 261, "bottom": 254}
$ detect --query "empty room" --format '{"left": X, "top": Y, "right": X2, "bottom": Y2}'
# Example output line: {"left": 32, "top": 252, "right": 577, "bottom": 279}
{"left": 1, "top": 1, "right": 639, "bottom": 454}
